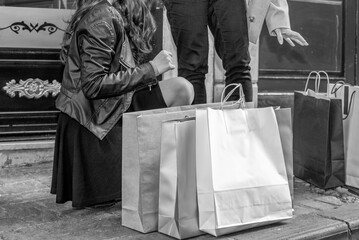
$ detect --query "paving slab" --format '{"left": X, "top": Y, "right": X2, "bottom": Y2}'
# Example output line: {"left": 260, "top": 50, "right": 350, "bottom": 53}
{"left": 1, "top": 162, "right": 359, "bottom": 240}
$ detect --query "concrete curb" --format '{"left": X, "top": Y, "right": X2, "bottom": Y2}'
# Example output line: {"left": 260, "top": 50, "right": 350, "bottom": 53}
{"left": 0, "top": 140, "right": 54, "bottom": 168}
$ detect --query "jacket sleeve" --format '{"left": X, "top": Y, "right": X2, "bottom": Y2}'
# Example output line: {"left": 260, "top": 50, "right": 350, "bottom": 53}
{"left": 79, "top": 20, "right": 157, "bottom": 100}
{"left": 265, "top": 0, "right": 291, "bottom": 36}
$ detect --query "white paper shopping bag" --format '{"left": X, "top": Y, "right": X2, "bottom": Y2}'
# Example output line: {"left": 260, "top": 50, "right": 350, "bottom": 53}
{"left": 327, "top": 80, "right": 353, "bottom": 119}
{"left": 158, "top": 119, "right": 203, "bottom": 239}
{"left": 337, "top": 85, "right": 359, "bottom": 188}
{"left": 327, "top": 80, "right": 359, "bottom": 188}
{"left": 275, "top": 108, "right": 294, "bottom": 200}
{"left": 195, "top": 106, "right": 292, "bottom": 237}
{"left": 122, "top": 102, "right": 239, "bottom": 233}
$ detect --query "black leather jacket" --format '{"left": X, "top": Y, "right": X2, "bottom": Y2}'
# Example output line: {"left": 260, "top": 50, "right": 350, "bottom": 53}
{"left": 56, "top": 0, "right": 157, "bottom": 140}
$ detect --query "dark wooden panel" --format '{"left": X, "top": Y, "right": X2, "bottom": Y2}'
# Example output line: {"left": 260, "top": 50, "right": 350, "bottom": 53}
{"left": 0, "top": 111, "right": 59, "bottom": 125}
{"left": 0, "top": 48, "right": 61, "bottom": 140}
{"left": 0, "top": 111, "right": 58, "bottom": 142}
{"left": 0, "top": 64, "right": 62, "bottom": 112}
{"left": 0, "top": 48, "right": 61, "bottom": 61}
{"left": 258, "top": 75, "right": 345, "bottom": 92}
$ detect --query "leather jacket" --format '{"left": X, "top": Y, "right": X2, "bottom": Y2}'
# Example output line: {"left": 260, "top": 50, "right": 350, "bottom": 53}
{"left": 56, "top": 0, "right": 157, "bottom": 140}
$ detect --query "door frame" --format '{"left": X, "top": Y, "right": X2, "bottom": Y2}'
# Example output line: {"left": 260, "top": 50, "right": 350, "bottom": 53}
{"left": 345, "top": 0, "right": 357, "bottom": 85}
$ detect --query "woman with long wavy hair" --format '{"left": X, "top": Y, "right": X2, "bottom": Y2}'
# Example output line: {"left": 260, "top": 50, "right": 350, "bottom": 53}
{"left": 51, "top": 0, "right": 194, "bottom": 209}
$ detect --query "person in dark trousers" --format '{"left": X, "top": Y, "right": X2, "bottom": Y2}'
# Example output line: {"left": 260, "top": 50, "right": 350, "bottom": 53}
{"left": 51, "top": 0, "right": 194, "bottom": 209}
{"left": 164, "top": 0, "right": 308, "bottom": 104}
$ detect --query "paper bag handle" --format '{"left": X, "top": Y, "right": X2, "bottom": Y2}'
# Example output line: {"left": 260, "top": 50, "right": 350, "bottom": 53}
{"left": 328, "top": 80, "right": 355, "bottom": 120}
{"left": 343, "top": 90, "right": 356, "bottom": 120}
{"left": 304, "top": 71, "right": 320, "bottom": 93}
{"left": 220, "top": 83, "right": 246, "bottom": 109}
{"left": 330, "top": 81, "right": 352, "bottom": 97}
{"left": 330, "top": 80, "right": 345, "bottom": 95}
{"left": 316, "top": 71, "right": 330, "bottom": 95}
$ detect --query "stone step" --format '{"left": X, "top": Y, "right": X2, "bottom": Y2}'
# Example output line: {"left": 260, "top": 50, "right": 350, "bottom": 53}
{"left": 0, "top": 141, "right": 54, "bottom": 168}
{"left": 1, "top": 162, "right": 359, "bottom": 239}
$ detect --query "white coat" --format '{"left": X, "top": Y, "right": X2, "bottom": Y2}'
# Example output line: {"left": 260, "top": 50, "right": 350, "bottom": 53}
{"left": 247, "top": 0, "right": 291, "bottom": 43}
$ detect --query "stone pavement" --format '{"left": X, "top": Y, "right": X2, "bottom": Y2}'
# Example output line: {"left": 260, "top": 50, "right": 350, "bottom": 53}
{"left": 1, "top": 162, "right": 359, "bottom": 240}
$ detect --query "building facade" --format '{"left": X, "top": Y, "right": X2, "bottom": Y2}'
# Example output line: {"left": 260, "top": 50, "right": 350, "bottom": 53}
{"left": 0, "top": 0, "right": 357, "bottom": 151}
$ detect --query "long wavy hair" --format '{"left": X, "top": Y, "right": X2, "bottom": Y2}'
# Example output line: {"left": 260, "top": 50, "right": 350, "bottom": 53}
{"left": 60, "top": 0, "right": 156, "bottom": 65}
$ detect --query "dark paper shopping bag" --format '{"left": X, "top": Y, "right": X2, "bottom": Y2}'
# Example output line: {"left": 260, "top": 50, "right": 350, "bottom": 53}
{"left": 293, "top": 71, "right": 345, "bottom": 189}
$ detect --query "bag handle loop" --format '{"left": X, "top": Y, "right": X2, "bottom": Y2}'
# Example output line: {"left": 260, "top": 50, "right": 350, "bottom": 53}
{"left": 330, "top": 80, "right": 346, "bottom": 95}
{"left": 220, "top": 83, "right": 249, "bottom": 134}
{"left": 304, "top": 71, "right": 320, "bottom": 93}
{"left": 220, "top": 83, "right": 246, "bottom": 109}
{"left": 330, "top": 81, "right": 352, "bottom": 100}
{"left": 316, "top": 71, "right": 330, "bottom": 95}
{"left": 343, "top": 90, "right": 356, "bottom": 120}
{"left": 328, "top": 80, "right": 355, "bottom": 120}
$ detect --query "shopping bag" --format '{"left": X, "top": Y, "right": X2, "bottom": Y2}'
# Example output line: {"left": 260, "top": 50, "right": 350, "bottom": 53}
{"left": 195, "top": 85, "right": 292, "bottom": 236}
{"left": 158, "top": 119, "right": 203, "bottom": 239}
{"left": 122, "top": 101, "right": 242, "bottom": 233}
{"left": 327, "top": 81, "right": 353, "bottom": 155}
{"left": 329, "top": 81, "right": 359, "bottom": 189}
{"left": 327, "top": 80, "right": 356, "bottom": 150}
{"left": 345, "top": 89, "right": 359, "bottom": 188}
{"left": 275, "top": 108, "right": 294, "bottom": 200}
{"left": 293, "top": 71, "right": 345, "bottom": 189}
{"left": 327, "top": 81, "right": 351, "bottom": 117}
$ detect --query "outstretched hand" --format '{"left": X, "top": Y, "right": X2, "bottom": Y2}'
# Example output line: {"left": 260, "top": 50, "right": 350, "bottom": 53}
{"left": 274, "top": 28, "right": 309, "bottom": 47}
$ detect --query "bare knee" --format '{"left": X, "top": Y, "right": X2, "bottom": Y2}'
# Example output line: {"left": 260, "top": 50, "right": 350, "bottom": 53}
{"left": 175, "top": 77, "right": 194, "bottom": 105}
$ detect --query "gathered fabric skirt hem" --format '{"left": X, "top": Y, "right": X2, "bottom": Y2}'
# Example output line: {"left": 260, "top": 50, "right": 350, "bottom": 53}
{"left": 51, "top": 113, "right": 123, "bottom": 208}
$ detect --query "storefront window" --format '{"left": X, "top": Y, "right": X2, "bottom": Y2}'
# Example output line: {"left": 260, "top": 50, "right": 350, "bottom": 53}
{"left": 257, "top": 0, "right": 349, "bottom": 92}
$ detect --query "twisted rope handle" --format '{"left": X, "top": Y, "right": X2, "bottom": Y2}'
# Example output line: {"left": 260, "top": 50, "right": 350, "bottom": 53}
{"left": 220, "top": 83, "right": 246, "bottom": 109}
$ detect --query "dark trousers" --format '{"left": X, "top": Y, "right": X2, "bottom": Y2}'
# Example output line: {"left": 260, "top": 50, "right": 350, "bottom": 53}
{"left": 164, "top": 0, "right": 252, "bottom": 104}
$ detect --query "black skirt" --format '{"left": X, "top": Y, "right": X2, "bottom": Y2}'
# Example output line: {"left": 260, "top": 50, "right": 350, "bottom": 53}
{"left": 50, "top": 112, "right": 123, "bottom": 208}
{"left": 51, "top": 85, "right": 166, "bottom": 208}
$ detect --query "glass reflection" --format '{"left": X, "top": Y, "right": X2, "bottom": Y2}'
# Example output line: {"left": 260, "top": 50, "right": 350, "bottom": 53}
{"left": 0, "top": 0, "right": 76, "bottom": 9}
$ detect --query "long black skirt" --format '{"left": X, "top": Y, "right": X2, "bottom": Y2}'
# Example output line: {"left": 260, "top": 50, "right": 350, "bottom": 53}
{"left": 51, "top": 85, "right": 167, "bottom": 208}
{"left": 50, "top": 113, "right": 123, "bottom": 208}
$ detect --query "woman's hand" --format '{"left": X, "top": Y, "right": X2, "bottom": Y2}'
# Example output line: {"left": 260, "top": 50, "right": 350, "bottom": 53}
{"left": 152, "top": 50, "right": 175, "bottom": 75}
{"left": 274, "top": 28, "right": 309, "bottom": 47}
